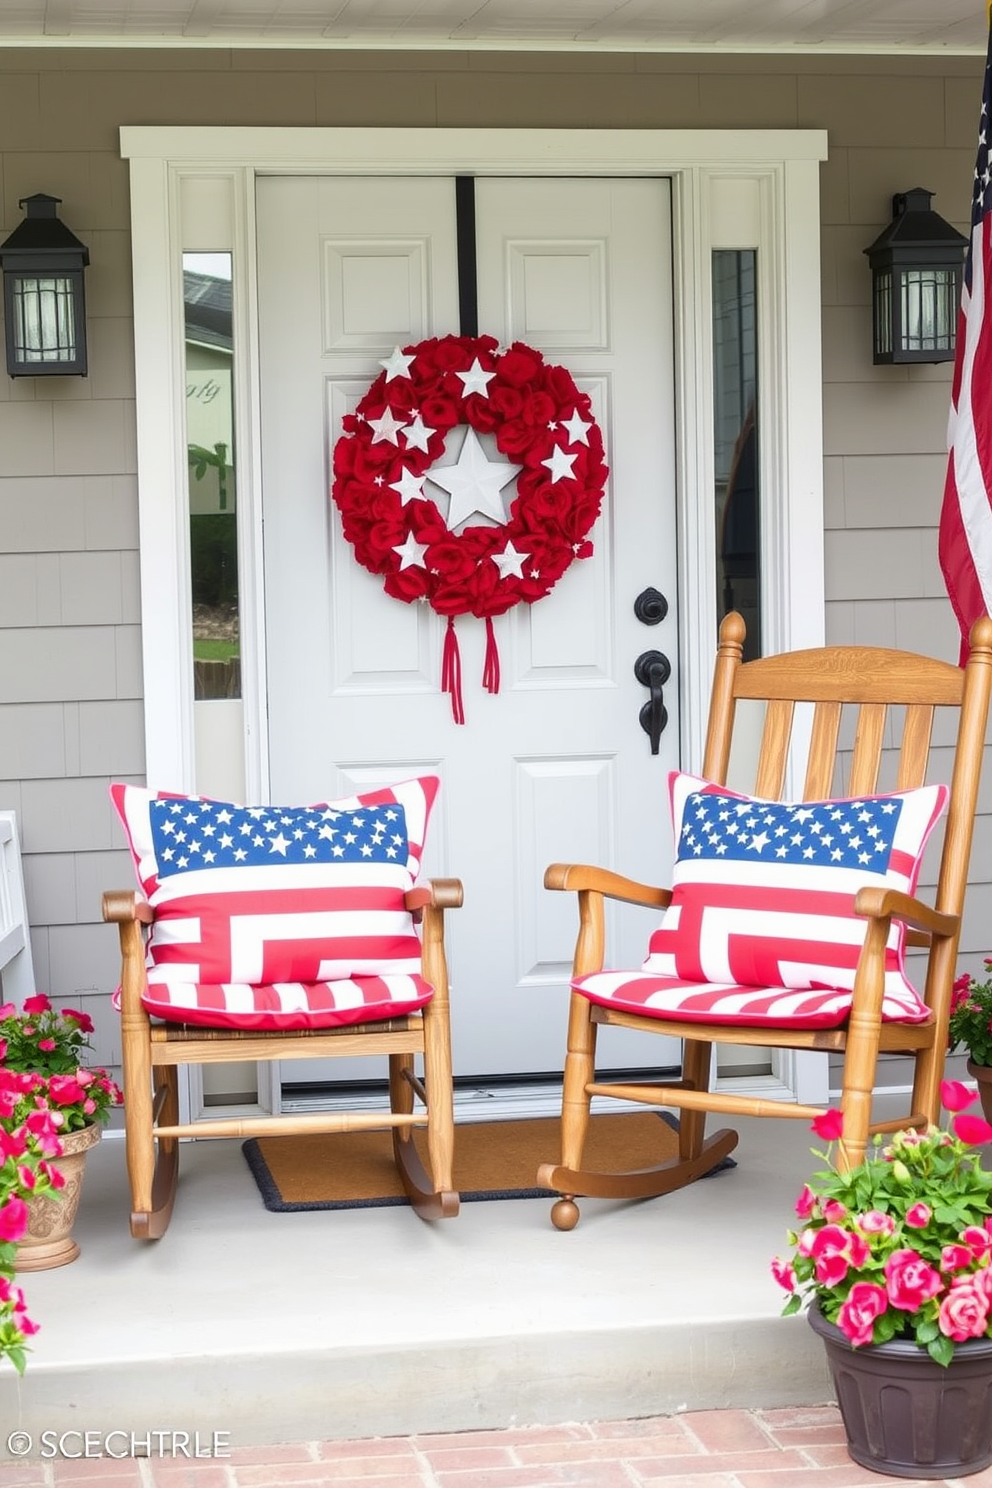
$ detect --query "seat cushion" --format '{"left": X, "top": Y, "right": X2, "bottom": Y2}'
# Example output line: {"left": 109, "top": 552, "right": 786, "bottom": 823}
{"left": 110, "top": 778, "right": 439, "bottom": 1012}
{"left": 573, "top": 772, "right": 947, "bottom": 1029}
{"left": 139, "top": 974, "right": 434, "bottom": 1032}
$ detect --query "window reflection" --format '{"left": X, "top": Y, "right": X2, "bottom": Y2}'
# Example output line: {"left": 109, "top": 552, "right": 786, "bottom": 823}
{"left": 713, "top": 250, "right": 761, "bottom": 660}
{"left": 184, "top": 252, "right": 240, "bottom": 699}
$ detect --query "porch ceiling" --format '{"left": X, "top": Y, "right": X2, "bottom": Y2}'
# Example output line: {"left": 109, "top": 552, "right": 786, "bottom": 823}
{"left": 0, "top": 0, "right": 984, "bottom": 54}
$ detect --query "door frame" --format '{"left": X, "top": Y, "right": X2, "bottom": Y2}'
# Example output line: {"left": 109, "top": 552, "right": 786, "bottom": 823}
{"left": 121, "top": 125, "right": 829, "bottom": 1107}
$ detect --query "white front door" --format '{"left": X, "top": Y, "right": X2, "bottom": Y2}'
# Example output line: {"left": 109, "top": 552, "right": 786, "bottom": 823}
{"left": 256, "top": 172, "right": 679, "bottom": 1081}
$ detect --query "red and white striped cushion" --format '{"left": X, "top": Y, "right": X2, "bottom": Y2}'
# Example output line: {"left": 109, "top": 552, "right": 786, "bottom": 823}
{"left": 110, "top": 776, "right": 440, "bottom": 1031}
{"left": 139, "top": 973, "right": 433, "bottom": 1032}
{"left": 571, "top": 971, "right": 930, "bottom": 1029}
{"left": 572, "top": 773, "right": 947, "bottom": 1030}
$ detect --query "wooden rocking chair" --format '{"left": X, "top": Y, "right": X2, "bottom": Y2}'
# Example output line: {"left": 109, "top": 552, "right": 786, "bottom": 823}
{"left": 104, "top": 775, "right": 461, "bottom": 1238}
{"left": 538, "top": 613, "right": 992, "bottom": 1229}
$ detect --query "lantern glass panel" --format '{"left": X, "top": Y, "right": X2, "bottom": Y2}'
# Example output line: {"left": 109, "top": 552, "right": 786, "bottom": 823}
{"left": 12, "top": 275, "right": 78, "bottom": 363}
{"left": 874, "top": 269, "right": 892, "bottom": 357}
{"left": 901, "top": 268, "right": 957, "bottom": 354}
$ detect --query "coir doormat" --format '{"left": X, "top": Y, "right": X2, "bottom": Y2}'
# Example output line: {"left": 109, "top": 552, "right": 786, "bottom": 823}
{"left": 241, "top": 1110, "right": 735, "bottom": 1211}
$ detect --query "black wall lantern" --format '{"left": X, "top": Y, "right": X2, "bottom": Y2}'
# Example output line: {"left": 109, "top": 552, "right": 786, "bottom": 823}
{"left": 0, "top": 194, "right": 89, "bottom": 377}
{"left": 864, "top": 188, "right": 968, "bottom": 365}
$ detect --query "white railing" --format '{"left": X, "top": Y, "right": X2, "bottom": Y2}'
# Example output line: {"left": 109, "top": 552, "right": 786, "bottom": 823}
{"left": 0, "top": 811, "right": 34, "bottom": 1002}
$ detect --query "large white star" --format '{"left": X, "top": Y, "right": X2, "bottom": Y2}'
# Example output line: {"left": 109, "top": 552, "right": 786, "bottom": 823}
{"left": 401, "top": 414, "right": 433, "bottom": 453}
{"left": 380, "top": 346, "right": 415, "bottom": 381}
{"left": 561, "top": 409, "right": 592, "bottom": 446}
{"left": 542, "top": 444, "right": 578, "bottom": 484}
{"left": 492, "top": 541, "right": 529, "bottom": 579}
{"left": 428, "top": 427, "right": 522, "bottom": 530}
{"left": 367, "top": 407, "right": 405, "bottom": 446}
{"left": 457, "top": 358, "right": 497, "bottom": 398}
{"left": 389, "top": 468, "right": 427, "bottom": 506}
{"left": 392, "top": 532, "right": 428, "bottom": 570}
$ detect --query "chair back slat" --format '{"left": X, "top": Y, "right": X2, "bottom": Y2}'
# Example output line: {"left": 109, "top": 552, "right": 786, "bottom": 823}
{"left": 846, "top": 702, "right": 886, "bottom": 797}
{"left": 897, "top": 705, "right": 935, "bottom": 790}
{"left": 734, "top": 646, "right": 965, "bottom": 706}
{"left": 754, "top": 699, "right": 793, "bottom": 798}
{"left": 802, "top": 700, "right": 842, "bottom": 799}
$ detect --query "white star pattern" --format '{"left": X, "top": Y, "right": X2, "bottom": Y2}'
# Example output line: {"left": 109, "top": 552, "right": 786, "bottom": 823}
{"left": 389, "top": 468, "right": 427, "bottom": 506}
{"left": 379, "top": 346, "right": 415, "bottom": 382}
{"left": 542, "top": 445, "right": 579, "bottom": 484}
{"left": 491, "top": 541, "right": 529, "bottom": 579}
{"left": 401, "top": 415, "right": 433, "bottom": 453}
{"left": 561, "top": 409, "right": 592, "bottom": 446}
{"left": 456, "top": 358, "right": 497, "bottom": 398}
{"left": 392, "top": 532, "right": 428, "bottom": 570}
{"left": 428, "top": 427, "right": 522, "bottom": 530}
{"left": 366, "top": 407, "right": 405, "bottom": 446}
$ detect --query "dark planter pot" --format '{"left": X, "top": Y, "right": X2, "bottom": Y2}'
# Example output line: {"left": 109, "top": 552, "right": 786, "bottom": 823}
{"left": 967, "top": 1059, "right": 992, "bottom": 1125}
{"left": 808, "top": 1301, "right": 992, "bottom": 1479}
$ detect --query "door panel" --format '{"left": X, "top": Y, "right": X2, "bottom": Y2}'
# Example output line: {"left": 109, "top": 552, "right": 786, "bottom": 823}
{"left": 257, "top": 173, "right": 679, "bottom": 1081}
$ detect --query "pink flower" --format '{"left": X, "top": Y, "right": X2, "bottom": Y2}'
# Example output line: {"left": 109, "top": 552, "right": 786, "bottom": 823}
{"left": 884, "top": 1249, "right": 944, "bottom": 1311}
{"left": 0, "top": 1197, "right": 29, "bottom": 1243}
{"left": 809, "top": 1225, "right": 868, "bottom": 1287}
{"left": 939, "top": 1279, "right": 991, "bottom": 1341}
{"left": 837, "top": 1282, "right": 888, "bottom": 1347}
{"left": 62, "top": 1008, "right": 94, "bottom": 1033}
{"left": 954, "top": 1114, "right": 992, "bottom": 1146}
{"left": 905, "top": 1203, "right": 932, "bottom": 1228}
{"left": 822, "top": 1200, "right": 848, "bottom": 1223}
{"left": 771, "top": 1257, "right": 797, "bottom": 1292}
{"left": 795, "top": 1185, "right": 816, "bottom": 1220}
{"left": 36, "top": 1037, "right": 56, "bottom": 1052}
{"left": 941, "top": 1079, "right": 978, "bottom": 1113}
{"left": 942, "top": 1243, "right": 975, "bottom": 1272}
{"left": 22, "top": 994, "right": 51, "bottom": 1014}
{"left": 811, "top": 1110, "right": 844, "bottom": 1141}
{"left": 963, "top": 1226, "right": 992, "bottom": 1258}
{"left": 858, "top": 1210, "right": 896, "bottom": 1236}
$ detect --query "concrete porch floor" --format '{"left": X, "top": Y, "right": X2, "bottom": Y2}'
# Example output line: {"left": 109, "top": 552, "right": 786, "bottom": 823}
{"left": 0, "top": 1100, "right": 846, "bottom": 1454}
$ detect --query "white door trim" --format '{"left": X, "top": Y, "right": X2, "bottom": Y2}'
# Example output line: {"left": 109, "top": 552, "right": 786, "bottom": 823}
{"left": 121, "top": 125, "right": 828, "bottom": 1110}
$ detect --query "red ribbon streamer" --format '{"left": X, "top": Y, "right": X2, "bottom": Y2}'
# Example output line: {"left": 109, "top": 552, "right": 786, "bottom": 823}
{"left": 483, "top": 616, "right": 501, "bottom": 696}
{"left": 441, "top": 616, "right": 465, "bottom": 725}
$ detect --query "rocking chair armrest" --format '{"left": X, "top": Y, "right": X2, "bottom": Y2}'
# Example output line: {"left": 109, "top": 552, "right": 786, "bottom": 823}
{"left": 406, "top": 878, "right": 464, "bottom": 913}
{"left": 544, "top": 862, "right": 671, "bottom": 910}
{"left": 102, "top": 890, "right": 155, "bottom": 926}
{"left": 853, "top": 886, "right": 958, "bottom": 941}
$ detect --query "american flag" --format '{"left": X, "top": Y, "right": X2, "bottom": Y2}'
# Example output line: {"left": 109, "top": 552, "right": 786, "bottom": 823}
{"left": 642, "top": 774, "right": 947, "bottom": 998}
{"left": 111, "top": 778, "right": 437, "bottom": 988}
{"left": 939, "top": 13, "right": 992, "bottom": 664}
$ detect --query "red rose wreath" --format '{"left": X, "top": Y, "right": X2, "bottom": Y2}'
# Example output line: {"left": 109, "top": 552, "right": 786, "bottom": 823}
{"left": 331, "top": 333, "right": 608, "bottom": 722}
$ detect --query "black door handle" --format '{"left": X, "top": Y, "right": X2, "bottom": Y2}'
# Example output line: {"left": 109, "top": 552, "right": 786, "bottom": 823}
{"left": 634, "top": 650, "right": 670, "bottom": 755}
{"left": 633, "top": 587, "right": 668, "bottom": 626}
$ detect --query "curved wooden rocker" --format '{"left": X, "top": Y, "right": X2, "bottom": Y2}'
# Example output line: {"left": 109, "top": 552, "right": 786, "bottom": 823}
{"left": 538, "top": 612, "right": 992, "bottom": 1229}
{"left": 103, "top": 878, "right": 463, "bottom": 1238}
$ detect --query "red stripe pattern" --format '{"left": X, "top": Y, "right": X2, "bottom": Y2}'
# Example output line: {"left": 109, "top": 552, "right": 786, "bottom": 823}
{"left": 573, "top": 773, "right": 947, "bottom": 1029}
{"left": 111, "top": 777, "right": 439, "bottom": 1031}
{"left": 939, "top": 18, "right": 992, "bottom": 663}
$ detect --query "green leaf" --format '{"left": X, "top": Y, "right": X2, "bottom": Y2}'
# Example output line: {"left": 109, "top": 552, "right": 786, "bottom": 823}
{"left": 927, "top": 1333, "right": 955, "bottom": 1368}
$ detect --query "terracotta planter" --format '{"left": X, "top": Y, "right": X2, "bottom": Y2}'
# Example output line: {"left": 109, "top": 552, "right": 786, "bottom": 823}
{"left": 967, "top": 1059, "right": 992, "bottom": 1125}
{"left": 14, "top": 1122, "right": 101, "bottom": 1272}
{"left": 809, "top": 1301, "right": 992, "bottom": 1479}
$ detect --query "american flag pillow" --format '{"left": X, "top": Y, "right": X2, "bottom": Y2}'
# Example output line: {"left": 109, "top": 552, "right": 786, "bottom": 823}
{"left": 110, "top": 777, "right": 438, "bottom": 994}
{"left": 572, "top": 772, "right": 948, "bottom": 1030}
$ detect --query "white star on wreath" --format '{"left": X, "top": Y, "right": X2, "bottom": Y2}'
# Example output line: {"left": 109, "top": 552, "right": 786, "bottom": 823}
{"left": 428, "top": 427, "right": 522, "bottom": 530}
{"left": 392, "top": 532, "right": 428, "bottom": 570}
{"left": 367, "top": 407, "right": 405, "bottom": 445}
{"left": 380, "top": 346, "right": 416, "bottom": 382}
{"left": 492, "top": 541, "right": 529, "bottom": 579}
